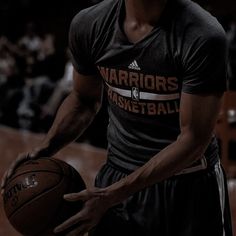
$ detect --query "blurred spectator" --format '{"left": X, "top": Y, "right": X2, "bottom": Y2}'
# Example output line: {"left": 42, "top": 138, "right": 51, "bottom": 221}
{"left": 17, "top": 30, "right": 62, "bottom": 131}
{"left": 41, "top": 56, "right": 73, "bottom": 119}
{"left": 38, "top": 33, "right": 55, "bottom": 60}
{"left": 0, "top": 36, "right": 24, "bottom": 127}
{"left": 18, "top": 22, "right": 41, "bottom": 53}
{"left": 0, "top": 37, "right": 17, "bottom": 83}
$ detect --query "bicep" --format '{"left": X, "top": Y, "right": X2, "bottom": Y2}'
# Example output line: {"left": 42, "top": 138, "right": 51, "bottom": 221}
{"left": 72, "top": 68, "right": 103, "bottom": 105}
{"left": 179, "top": 92, "right": 223, "bottom": 146}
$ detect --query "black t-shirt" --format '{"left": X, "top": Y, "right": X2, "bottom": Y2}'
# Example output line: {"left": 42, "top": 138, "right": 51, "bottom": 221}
{"left": 69, "top": 0, "right": 227, "bottom": 171}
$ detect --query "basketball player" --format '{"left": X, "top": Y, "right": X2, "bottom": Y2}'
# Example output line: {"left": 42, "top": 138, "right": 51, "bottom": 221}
{"left": 1, "top": 0, "right": 233, "bottom": 235}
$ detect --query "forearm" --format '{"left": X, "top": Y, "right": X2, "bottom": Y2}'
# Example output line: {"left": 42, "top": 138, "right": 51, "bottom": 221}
{"left": 39, "top": 90, "right": 100, "bottom": 156}
{"left": 105, "top": 133, "right": 210, "bottom": 207}
{"left": 102, "top": 93, "right": 222, "bottom": 208}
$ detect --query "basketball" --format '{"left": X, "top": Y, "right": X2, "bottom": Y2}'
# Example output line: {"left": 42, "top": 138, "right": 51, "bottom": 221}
{"left": 3, "top": 158, "right": 86, "bottom": 235}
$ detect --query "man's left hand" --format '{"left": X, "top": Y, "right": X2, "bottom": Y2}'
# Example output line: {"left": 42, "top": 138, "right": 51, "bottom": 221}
{"left": 54, "top": 188, "right": 111, "bottom": 236}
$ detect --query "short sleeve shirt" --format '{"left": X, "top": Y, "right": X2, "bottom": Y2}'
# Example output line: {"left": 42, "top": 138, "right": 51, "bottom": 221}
{"left": 69, "top": 0, "right": 227, "bottom": 170}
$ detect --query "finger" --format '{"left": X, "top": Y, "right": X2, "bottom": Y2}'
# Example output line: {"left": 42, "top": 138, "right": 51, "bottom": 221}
{"left": 1, "top": 159, "right": 25, "bottom": 195}
{"left": 7, "top": 154, "right": 30, "bottom": 179}
{"left": 7, "top": 158, "right": 23, "bottom": 178}
{"left": 29, "top": 151, "right": 41, "bottom": 159}
{"left": 1, "top": 154, "right": 29, "bottom": 191}
{"left": 1, "top": 171, "right": 8, "bottom": 194}
{"left": 2, "top": 151, "right": 44, "bottom": 193}
{"left": 1, "top": 164, "right": 22, "bottom": 195}
{"left": 1, "top": 171, "right": 8, "bottom": 188}
{"left": 54, "top": 212, "right": 86, "bottom": 233}
{"left": 64, "top": 190, "right": 89, "bottom": 202}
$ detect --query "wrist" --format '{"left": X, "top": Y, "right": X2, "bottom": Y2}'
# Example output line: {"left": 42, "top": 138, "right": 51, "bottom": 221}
{"left": 103, "top": 180, "right": 132, "bottom": 208}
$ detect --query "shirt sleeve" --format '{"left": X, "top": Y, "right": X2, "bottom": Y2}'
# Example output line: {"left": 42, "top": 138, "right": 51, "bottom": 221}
{"left": 68, "top": 12, "right": 97, "bottom": 75}
{"left": 181, "top": 31, "right": 228, "bottom": 94}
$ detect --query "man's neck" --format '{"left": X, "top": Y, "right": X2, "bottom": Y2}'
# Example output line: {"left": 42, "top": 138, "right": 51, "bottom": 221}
{"left": 124, "top": 0, "right": 168, "bottom": 26}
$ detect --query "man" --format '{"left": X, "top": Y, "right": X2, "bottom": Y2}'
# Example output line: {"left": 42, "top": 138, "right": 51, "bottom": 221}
{"left": 1, "top": 0, "right": 233, "bottom": 235}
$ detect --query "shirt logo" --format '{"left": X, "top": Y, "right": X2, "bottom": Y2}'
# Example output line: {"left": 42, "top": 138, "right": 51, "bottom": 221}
{"left": 128, "top": 60, "right": 141, "bottom": 71}
{"left": 131, "top": 87, "right": 140, "bottom": 101}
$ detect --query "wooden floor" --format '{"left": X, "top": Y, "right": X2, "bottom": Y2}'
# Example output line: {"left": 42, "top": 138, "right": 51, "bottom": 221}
{"left": 0, "top": 126, "right": 106, "bottom": 236}
{"left": 0, "top": 125, "right": 235, "bottom": 235}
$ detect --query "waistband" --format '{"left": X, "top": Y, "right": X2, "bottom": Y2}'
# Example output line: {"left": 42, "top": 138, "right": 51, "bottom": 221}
{"left": 175, "top": 156, "right": 207, "bottom": 175}
{"left": 107, "top": 154, "right": 220, "bottom": 176}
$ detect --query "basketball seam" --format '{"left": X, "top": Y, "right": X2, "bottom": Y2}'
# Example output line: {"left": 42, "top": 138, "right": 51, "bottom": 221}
{"left": 7, "top": 159, "right": 65, "bottom": 220}
{"left": 33, "top": 165, "right": 85, "bottom": 235}
{"left": 6, "top": 158, "right": 78, "bottom": 185}
{"left": 34, "top": 175, "right": 76, "bottom": 236}
{"left": 7, "top": 172, "right": 64, "bottom": 219}
{"left": 33, "top": 158, "right": 70, "bottom": 235}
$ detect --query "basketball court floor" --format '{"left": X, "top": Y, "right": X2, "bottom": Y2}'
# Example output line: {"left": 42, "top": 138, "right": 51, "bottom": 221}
{"left": 0, "top": 125, "right": 235, "bottom": 235}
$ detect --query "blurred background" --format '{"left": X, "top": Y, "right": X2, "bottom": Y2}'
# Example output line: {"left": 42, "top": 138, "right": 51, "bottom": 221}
{"left": 0, "top": 0, "right": 236, "bottom": 148}
{"left": 0, "top": 0, "right": 236, "bottom": 235}
{"left": 0, "top": 0, "right": 235, "bottom": 148}
{"left": 0, "top": 0, "right": 109, "bottom": 148}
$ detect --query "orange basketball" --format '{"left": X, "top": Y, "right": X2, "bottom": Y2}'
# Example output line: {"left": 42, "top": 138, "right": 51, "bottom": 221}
{"left": 3, "top": 158, "right": 85, "bottom": 235}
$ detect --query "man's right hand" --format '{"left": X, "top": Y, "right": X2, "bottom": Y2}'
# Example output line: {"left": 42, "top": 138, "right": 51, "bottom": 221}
{"left": 1, "top": 148, "right": 49, "bottom": 196}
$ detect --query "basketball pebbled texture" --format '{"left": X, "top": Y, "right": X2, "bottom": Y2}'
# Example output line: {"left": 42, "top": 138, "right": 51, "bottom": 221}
{"left": 3, "top": 158, "right": 86, "bottom": 236}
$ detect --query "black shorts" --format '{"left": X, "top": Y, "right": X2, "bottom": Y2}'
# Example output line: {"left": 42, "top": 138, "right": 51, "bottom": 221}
{"left": 90, "top": 161, "right": 233, "bottom": 236}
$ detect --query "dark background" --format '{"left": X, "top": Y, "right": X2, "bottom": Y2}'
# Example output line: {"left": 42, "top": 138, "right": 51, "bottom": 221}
{"left": 0, "top": 0, "right": 95, "bottom": 51}
{"left": 0, "top": 0, "right": 235, "bottom": 148}
{"left": 0, "top": 0, "right": 235, "bottom": 47}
